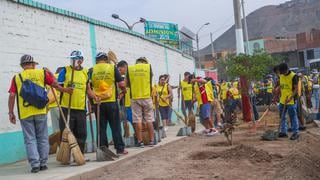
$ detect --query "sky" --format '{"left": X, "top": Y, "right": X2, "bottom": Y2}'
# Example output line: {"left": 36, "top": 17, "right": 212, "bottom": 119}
{"left": 37, "top": 0, "right": 289, "bottom": 48}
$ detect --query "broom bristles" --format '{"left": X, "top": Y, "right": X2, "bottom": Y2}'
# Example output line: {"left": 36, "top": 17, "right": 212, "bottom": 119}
{"left": 56, "top": 129, "right": 71, "bottom": 164}
{"left": 68, "top": 132, "right": 86, "bottom": 166}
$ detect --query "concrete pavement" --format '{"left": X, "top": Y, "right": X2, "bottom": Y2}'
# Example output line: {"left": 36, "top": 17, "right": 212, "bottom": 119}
{"left": 0, "top": 122, "right": 202, "bottom": 180}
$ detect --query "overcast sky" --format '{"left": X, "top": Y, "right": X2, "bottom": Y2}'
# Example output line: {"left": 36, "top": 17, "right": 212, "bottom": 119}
{"left": 37, "top": 0, "right": 289, "bottom": 48}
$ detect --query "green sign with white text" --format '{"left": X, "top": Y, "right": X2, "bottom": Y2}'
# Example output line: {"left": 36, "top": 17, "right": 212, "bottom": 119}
{"left": 145, "top": 21, "right": 179, "bottom": 49}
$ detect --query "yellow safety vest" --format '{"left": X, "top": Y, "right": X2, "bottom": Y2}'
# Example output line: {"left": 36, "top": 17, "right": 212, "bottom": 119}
{"left": 195, "top": 81, "right": 214, "bottom": 106}
{"left": 124, "top": 87, "right": 131, "bottom": 107}
{"left": 180, "top": 80, "right": 192, "bottom": 101}
{"left": 15, "top": 69, "right": 47, "bottom": 120}
{"left": 157, "top": 84, "right": 169, "bottom": 107}
{"left": 91, "top": 63, "right": 116, "bottom": 103}
{"left": 47, "top": 74, "right": 60, "bottom": 109}
{"left": 60, "top": 66, "right": 88, "bottom": 110}
{"left": 280, "top": 71, "right": 296, "bottom": 105}
{"left": 233, "top": 81, "right": 238, "bottom": 89}
{"left": 229, "top": 87, "right": 240, "bottom": 100}
{"left": 267, "top": 80, "right": 273, "bottom": 93}
{"left": 221, "top": 83, "right": 228, "bottom": 100}
{"left": 128, "top": 64, "right": 152, "bottom": 100}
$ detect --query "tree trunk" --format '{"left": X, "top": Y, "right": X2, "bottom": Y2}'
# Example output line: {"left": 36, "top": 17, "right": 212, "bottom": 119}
{"left": 240, "top": 76, "right": 252, "bottom": 122}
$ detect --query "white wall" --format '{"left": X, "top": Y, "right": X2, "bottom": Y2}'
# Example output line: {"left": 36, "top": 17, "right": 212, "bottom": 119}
{"left": 0, "top": 0, "right": 194, "bottom": 133}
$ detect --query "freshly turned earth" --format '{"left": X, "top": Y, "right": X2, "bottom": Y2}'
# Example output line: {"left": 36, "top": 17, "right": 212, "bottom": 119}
{"left": 97, "top": 112, "right": 320, "bottom": 180}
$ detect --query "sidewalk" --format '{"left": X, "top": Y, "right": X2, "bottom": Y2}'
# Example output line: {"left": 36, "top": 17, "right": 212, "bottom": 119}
{"left": 0, "top": 123, "right": 201, "bottom": 180}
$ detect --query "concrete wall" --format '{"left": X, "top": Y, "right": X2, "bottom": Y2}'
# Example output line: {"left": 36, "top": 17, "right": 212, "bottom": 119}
{"left": 0, "top": 0, "right": 194, "bottom": 164}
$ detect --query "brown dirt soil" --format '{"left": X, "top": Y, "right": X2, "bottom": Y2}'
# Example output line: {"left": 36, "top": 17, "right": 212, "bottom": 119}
{"left": 96, "top": 117, "right": 320, "bottom": 180}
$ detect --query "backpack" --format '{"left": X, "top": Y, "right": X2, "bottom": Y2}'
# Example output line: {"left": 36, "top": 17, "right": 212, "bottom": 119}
{"left": 19, "top": 74, "right": 48, "bottom": 109}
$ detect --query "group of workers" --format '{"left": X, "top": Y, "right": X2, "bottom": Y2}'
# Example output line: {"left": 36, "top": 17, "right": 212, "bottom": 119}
{"left": 8, "top": 50, "right": 314, "bottom": 173}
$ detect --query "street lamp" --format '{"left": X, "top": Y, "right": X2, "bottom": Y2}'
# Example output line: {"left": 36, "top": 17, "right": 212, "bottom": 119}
{"left": 196, "top": 22, "right": 210, "bottom": 69}
{"left": 111, "top": 13, "right": 146, "bottom": 30}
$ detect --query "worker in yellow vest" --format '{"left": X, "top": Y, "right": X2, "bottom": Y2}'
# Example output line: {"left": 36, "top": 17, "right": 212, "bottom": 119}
{"left": 278, "top": 63, "right": 299, "bottom": 140}
{"left": 156, "top": 74, "right": 173, "bottom": 131}
{"left": 191, "top": 76, "right": 217, "bottom": 136}
{"left": 220, "top": 79, "right": 229, "bottom": 106}
{"left": 127, "top": 57, "right": 155, "bottom": 147}
{"left": 8, "top": 55, "right": 72, "bottom": 173}
{"left": 265, "top": 75, "right": 273, "bottom": 105}
{"left": 179, "top": 72, "right": 193, "bottom": 119}
{"left": 58, "top": 50, "right": 98, "bottom": 155}
{"left": 89, "top": 52, "right": 128, "bottom": 155}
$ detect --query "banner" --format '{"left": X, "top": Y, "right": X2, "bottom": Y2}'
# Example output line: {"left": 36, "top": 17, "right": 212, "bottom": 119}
{"left": 145, "top": 21, "right": 179, "bottom": 49}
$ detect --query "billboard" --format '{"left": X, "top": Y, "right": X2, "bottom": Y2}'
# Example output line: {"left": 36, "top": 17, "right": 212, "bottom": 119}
{"left": 145, "top": 21, "right": 179, "bottom": 49}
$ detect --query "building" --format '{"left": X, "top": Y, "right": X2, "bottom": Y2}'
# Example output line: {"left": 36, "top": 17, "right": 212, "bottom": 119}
{"left": 296, "top": 29, "right": 320, "bottom": 69}
{"left": 179, "top": 26, "right": 195, "bottom": 57}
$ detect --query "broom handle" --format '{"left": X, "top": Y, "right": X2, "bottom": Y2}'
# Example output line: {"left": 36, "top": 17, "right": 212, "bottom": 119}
{"left": 67, "top": 61, "right": 76, "bottom": 125}
{"left": 97, "top": 103, "right": 101, "bottom": 148}
{"left": 51, "top": 87, "right": 69, "bottom": 130}
{"left": 87, "top": 100, "right": 95, "bottom": 149}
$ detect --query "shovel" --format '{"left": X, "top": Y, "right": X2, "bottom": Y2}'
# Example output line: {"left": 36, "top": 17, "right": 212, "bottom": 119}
{"left": 96, "top": 103, "right": 118, "bottom": 161}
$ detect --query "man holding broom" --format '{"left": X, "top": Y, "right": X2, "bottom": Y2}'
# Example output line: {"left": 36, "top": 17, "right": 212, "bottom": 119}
{"left": 58, "top": 50, "right": 98, "bottom": 157}
{"left": 8, "top": 54, "right": 73, "bottom": 173}
{"left": 278, "top": 63, "right": 300, "bottom": 140}
{"left": 89, "top": 52, "right": 128, "bottom": 155}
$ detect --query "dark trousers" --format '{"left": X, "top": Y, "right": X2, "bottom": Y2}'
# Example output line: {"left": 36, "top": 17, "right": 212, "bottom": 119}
{"left": 250, "top": 95, "right": 259, "bottom": 121}
{"left": 59, "top": 108, "right": 87, "bottom": 153}
{"left": 265, "top": 92, "right": 273, "bottom": 105}
{"left": 96, "top": 102, "right": 124, "bottom": 152}
{"left": 182, "top": 100, "right": 193, "bottom": 117}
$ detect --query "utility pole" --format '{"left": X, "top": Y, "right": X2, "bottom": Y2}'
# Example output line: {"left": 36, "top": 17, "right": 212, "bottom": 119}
{"left": 233, "top": 0, "right": 252, "bottom": 123}
{"left": 233, "top": 0, "right": 245, "bottom": 54}
{"left": 242, "top": 0, "right": 250, "bottom": 55}
{"left": 210, "top": 32, "right": 215, "bottom": 58}
{"left": 196, "top": 34, "right": 200, "bottom": 69}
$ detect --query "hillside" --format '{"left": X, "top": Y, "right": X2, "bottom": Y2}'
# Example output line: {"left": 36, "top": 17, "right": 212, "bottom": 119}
{"left": 199, "top": 0, "right": 320, "bottom": 55}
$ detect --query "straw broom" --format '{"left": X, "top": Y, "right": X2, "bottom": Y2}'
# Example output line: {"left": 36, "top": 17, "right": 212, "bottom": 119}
{"left": 56, "top": 129, "right": 71, "bottom": 165}
{"left": 65, "top": 60, "right": 85, "bottom": 166}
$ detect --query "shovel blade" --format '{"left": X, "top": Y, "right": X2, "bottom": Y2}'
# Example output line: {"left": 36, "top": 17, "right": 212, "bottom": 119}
{"left": 96, "top": 148, "right": 114, "bottom": 161}
{"left": 100, "top": 146, "right": 119, "bottom": 159}
{"left": 177, "top": 127, "right": 192, "bottom": 136}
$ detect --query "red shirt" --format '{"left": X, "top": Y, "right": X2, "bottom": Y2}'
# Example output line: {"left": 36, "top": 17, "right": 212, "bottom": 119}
{"left": 199, "top": 84, "right": 209, "bottom": 104}
{"left": 8, "top": 71, "right": 55, "bottom": 93}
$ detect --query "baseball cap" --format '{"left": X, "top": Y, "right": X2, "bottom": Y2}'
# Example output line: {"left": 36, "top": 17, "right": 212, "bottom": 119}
{"left": 96, "top": 52, "right": 108, "bottom": 61}
{"left": 136, "top": 57, "right": 149, "bottom": 64}
{"left": 20, "top": 54, "right": 38, "bottom": 65}
{"left": 70, "top": 50, "right": 84, "bottom": 59}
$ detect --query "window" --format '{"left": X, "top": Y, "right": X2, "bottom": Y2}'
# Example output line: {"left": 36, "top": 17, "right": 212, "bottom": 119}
{"left": 307, "top": 49, "right": 315, "bottom": 60}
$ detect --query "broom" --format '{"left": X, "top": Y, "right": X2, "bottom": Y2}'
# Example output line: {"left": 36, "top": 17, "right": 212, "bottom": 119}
{"left": 108, "top": 50, "right": 118, "bottom": 64}
{"left": 66, "top": 61, "right": 86, "bottom": 165}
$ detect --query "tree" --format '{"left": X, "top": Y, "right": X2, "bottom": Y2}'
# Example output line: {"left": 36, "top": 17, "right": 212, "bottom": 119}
{"left": 224, "top": 51, "right": 279, "bottom": 122}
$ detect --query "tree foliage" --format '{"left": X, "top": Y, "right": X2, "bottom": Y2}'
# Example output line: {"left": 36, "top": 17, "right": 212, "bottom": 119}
{"left": 224, "top": 52, "right": 280, "bottom": 81}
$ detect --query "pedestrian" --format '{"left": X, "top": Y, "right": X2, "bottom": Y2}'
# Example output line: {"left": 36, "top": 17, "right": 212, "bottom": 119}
{"left": 265, "top": 75, "right": 273, "bottom": 106}
{"left": 191, "top": 76, "right": 217, "bottom": 136}
{"left": 296, "top": 72, "right": 306, "bottom": 131}
{"left": 179, "top": 72, "right": 193, "bottom": 119}
{"left": 209, "top": 79, "right": 223, "bottom": 127}
{"left": 156, "top": 75, "right": 173, "bottom": 131}
{"left": 89, "top": 52, "right": 128, "bottom": 155}
{"left": 163, "top": 74, "right": 177, "bottom": 126}
{"left": 278, "top": 63, "right": 299, "bottom": 140}
{"left": 311, "top": 70, "right": 319, "bottom": 111}
{"left": 127, "top": 57, "right": 155, "bottom": 147}
{"left": 58, "top": 50, "right": 98, "bottom": 157}
{"left": 8, "top": 54, "right": 72, "bottom": 173}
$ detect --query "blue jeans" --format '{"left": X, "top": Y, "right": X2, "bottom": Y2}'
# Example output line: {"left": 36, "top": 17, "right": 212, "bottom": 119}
{"left": 20, "top": 114, "right": 49, "bottom": 168}
{"left": 278, "top": 103, "right": 299, "bottom": 134}
{"left": 250, "top": 95, "right": 259, "bottom": 121}
{"left": 200, "top": 103, "right": 211, "bottom": 123}
{"left": 313, "top": 88, "right": 319, "bottom": 109}
{"left": 126, "top": 107, "right": 133, "bottom": 125}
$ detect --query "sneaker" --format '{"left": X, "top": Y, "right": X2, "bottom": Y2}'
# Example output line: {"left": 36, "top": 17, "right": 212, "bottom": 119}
{"left": 40, "top": 165, "right": 48, "bottom": 171}
{"left": 290, "top": 133, "right": 300, "bottom": 140}
{"left": 148, "top": 141, "right": 155, "bottom": 147}
{"left": 278, "top": 132, "right": 288, "bottom": 138}
{"left": 31, "top": 167, "right": 40, "bottom": 173}
{"left": 206, "top": 129, "right": 218, "bottom": 136}
{"left": 117, "top": 149, "right": 128, "bottom": 156}
{"left": 137, "top": 141, "right": 144, "bottom": 148}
